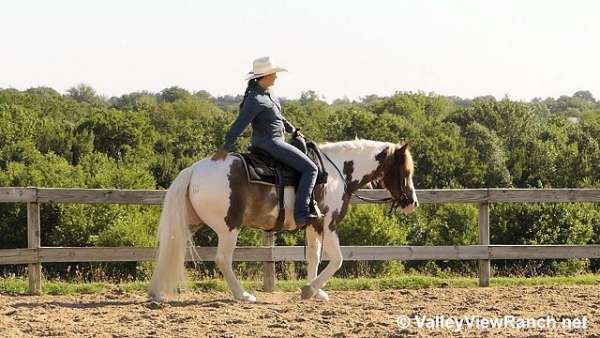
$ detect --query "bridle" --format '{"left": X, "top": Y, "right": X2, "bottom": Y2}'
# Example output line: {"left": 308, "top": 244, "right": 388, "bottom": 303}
{"left": 322, "top": 151, "right": 410, "bottom": 216}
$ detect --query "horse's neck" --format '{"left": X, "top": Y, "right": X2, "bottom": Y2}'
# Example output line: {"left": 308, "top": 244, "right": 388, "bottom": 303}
{"left": 320, "top": 140, "right": 390, "bottom": 191}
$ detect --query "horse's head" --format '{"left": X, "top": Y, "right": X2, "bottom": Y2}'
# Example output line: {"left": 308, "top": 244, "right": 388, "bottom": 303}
{"left": 380, "top": 143, "right": 418, "bottom": 214}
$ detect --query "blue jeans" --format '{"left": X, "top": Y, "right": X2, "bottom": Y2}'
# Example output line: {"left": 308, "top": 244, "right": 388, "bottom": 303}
{"left": 255, "top": 138, "right": 318, "bottom": 221}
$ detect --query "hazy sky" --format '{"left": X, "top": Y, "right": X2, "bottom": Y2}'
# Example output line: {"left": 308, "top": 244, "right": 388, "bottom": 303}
{"left": 2, "top": 0, "right": 599, "bottom": 101}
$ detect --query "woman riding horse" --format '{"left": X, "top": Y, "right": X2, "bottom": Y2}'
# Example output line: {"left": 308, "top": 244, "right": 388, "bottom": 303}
{"left": 148, "top": 58, "right": 419, "bottom": 303}
{"left": 212, "top": 56, "right": 322, "bottom": 227}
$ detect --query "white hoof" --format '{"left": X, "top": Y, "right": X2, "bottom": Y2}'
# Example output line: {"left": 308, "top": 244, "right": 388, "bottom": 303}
{"left": 315, "top": 289, "right": 329, "bottom": 301}
{"left": 236, "top": 291, "right": 256, "bottom": 303}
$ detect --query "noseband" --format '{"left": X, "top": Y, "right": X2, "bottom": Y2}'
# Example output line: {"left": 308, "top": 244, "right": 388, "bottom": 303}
{"left": 322, "top": 152, "right": 410, "bottom": 216}
{"left": 388, "top": 181, "right": 410, "bottom": 215}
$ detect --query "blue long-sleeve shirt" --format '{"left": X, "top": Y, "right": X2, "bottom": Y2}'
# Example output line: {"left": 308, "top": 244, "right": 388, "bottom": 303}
{"left": 222, "top": 83, "right": 295, "bottom": 151}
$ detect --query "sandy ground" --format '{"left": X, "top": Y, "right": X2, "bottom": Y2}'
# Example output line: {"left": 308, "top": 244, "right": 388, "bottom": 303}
{"left": 0, "top": 285, "right": 599, "bottom": 337}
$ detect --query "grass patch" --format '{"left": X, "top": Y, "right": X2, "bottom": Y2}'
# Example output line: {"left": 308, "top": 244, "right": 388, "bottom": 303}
{"left": 44, "top": 282, "right": 108, "bottom": 295}
{"left": 0, "top": 274, "right": 598, "bottom": 296}
{"left": 0, "top": 277, "right": 28, "bottom": 294}
{"left": 490, "top": 274, "right": 600, "bottom": 287}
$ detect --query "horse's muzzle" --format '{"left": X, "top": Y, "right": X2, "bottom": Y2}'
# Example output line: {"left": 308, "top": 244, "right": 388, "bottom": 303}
{"left": 401, "top": 201, "right": 418, "bottom": 214}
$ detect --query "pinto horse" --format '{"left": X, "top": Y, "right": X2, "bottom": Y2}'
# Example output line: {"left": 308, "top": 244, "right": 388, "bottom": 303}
{"left": 148, "top": 139, "right": 418, "bottom": 302}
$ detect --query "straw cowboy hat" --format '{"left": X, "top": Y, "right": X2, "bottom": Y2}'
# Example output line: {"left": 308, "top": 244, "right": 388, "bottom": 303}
{"left": 245, "top": 56, "right": 287, "bottom": 80}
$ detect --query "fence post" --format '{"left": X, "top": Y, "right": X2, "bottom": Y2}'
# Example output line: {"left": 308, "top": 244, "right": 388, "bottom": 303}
{"left": 478, "top": 202, "right": 490, "bottom": 287}
{"left": 27, "top": 201, "right": 42, "bottom": 294}
{"left": 262, "top": 232, "right": 276, "bottom": 292}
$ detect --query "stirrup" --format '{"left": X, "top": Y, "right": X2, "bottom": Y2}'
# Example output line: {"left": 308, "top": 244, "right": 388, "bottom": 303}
{"left": 309, "top": 202, "right": 323, "bottom": 218}
{"left": 295, "top": 212, "right": 324, "bottom": 228}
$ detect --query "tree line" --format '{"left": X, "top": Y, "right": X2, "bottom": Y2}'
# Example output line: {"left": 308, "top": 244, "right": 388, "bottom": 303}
{"left": 0, "top": 84, "right": 599, "bottom": 280}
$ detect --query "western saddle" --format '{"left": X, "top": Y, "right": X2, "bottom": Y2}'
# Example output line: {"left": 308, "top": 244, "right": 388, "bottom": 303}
{"left": 231, "top": 136, "right": 328, "bottom": 231}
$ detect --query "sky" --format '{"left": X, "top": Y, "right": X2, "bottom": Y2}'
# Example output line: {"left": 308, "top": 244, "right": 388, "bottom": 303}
{"left": 1, "top": 0, "right": 599, "bottom": 102}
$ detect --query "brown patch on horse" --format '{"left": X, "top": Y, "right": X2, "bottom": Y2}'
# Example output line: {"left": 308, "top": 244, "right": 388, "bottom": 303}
{"left": 329, "top": 210, "right": 341, "bottom": 232}
{"left": 328, "top": 160, "right": 359, "bottom": 231}
{"left": 355, "top": 147, "right": 390, "bottom": 187}
{"left": 244, "top": 184, "right": 279, "bottom": 229}
{"left": 225, "top": 159, "right": 280, "bottom": 230}
{"left": 225, "top": 159, "right": 248, "bottom": 230}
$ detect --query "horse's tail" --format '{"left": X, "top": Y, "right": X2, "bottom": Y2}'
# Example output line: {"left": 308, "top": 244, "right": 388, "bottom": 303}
{"left": 148, "top": 166, "right": 194, "bottom": 301}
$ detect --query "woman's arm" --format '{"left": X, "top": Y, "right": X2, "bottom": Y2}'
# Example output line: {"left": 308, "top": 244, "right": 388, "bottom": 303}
{"left": 213, "top": 99, "right": 261, "bottom": 161}
{"left": 221, "top": 99, "right": 261, "bottom": 152}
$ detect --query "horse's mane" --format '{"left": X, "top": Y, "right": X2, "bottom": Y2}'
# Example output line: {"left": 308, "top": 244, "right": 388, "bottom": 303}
{"left": 404, "top": 147, "right": 414, "bottom": 172}
{"left": 318, "top": 139, "right": 391, "bottom": 152}
{"left": 319, "top": 138, "right": 413, "bottom": 172}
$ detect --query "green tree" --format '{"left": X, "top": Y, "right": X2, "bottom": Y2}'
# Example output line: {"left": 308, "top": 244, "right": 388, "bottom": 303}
{"left": 66, "top": 84, "right": 103, "bottom": 105}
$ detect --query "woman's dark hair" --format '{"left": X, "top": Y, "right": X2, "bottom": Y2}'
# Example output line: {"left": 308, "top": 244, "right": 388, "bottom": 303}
{"left": 239, "top": 76, "right": 264, "bottom": 109}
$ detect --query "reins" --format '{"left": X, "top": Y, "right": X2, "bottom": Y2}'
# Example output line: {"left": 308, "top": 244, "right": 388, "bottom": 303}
{"left": 321, "top": 151, "right": 404, "bottom": 216}
{"left": 321, "top": 151, "right": 393, "bottom": 204}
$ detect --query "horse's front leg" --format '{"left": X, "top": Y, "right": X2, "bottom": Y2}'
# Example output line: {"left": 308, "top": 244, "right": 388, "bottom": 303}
{"left": 305, "top": 225, "right": 329, "bottom": 301}
{"left": 215, "top": 228, "right": 256, "bottom": 302}
{"left": 302, "top": 227, "right": 343, "bottom": 300}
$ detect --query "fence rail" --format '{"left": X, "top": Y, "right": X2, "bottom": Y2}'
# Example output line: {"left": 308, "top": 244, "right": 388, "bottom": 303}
{"left": 1, "top": 187, "right": 599, "bottom": 294}
{"left": 3, "top": 245, "right": 600, "bottom": 264}
{"left": 4, "top": 187, "right": 600, "bottom": 204}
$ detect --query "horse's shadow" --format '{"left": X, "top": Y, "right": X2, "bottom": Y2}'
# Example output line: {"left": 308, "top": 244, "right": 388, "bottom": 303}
{"left": 8, "top": 296, "right": 270, "bottom": 310}
{"left": 10, "top": 299, "right": 144, "bottom": 309}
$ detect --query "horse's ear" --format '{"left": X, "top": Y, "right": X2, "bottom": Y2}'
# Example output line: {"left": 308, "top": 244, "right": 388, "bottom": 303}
{"left": 392, "top": 143, "right": 410, "bottom": 163}
{"left": 397, "top": 142, "right": 409, "bottom": 154}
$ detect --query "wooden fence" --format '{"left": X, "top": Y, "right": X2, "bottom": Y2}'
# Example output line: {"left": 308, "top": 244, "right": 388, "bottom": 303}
{"left": 1, "top": 187, "right": 600, "bottom": 294}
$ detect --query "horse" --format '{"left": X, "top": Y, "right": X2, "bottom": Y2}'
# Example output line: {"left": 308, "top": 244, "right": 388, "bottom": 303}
{"left": 148, "top": 139, "right": 418, "bottom": 302}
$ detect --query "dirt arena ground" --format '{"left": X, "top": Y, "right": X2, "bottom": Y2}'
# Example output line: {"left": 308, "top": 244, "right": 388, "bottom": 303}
{"left": 0, "top": 285, "right": 599, "bottom": 337}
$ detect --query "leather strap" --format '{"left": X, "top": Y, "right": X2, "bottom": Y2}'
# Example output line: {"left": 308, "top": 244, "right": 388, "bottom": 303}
{"left": 274, "top": 168, "right": 286, "bottom": 232}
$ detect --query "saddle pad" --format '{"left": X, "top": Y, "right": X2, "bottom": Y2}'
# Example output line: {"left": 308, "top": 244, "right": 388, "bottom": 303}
{"left": 231, "top": 142, "right": 328, "bottom": 187}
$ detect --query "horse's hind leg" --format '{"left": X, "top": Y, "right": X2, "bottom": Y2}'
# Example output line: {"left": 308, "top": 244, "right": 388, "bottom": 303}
{"left": 214, "top": 227, "right": 256, "bottom": 302}
{"left": 305, "top": 226, "right": 329, "bottom": 301}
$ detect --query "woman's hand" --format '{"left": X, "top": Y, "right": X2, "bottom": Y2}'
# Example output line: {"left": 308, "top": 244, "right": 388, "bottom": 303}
{"left": 294, "top": 129, "right": 305, "bottom": 139}
{"left": 211, "top": 148, "right": 228, "bottom": 161}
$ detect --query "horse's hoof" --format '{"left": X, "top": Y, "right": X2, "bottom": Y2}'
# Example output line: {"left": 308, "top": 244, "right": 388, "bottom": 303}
{"left": 315, "top": 289, "right": 329, "bottom": 302}
{"left": 148, "top": 292, "right": 165, "bottom": 303}
{"left": 236, "top": 292, "right": 256, "bottom": 303}
{"left": 146, "top": 300, "right": 165, "bottom": 309}
{"left": 301, "top": 285, "right": 317, "bottom": 300}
